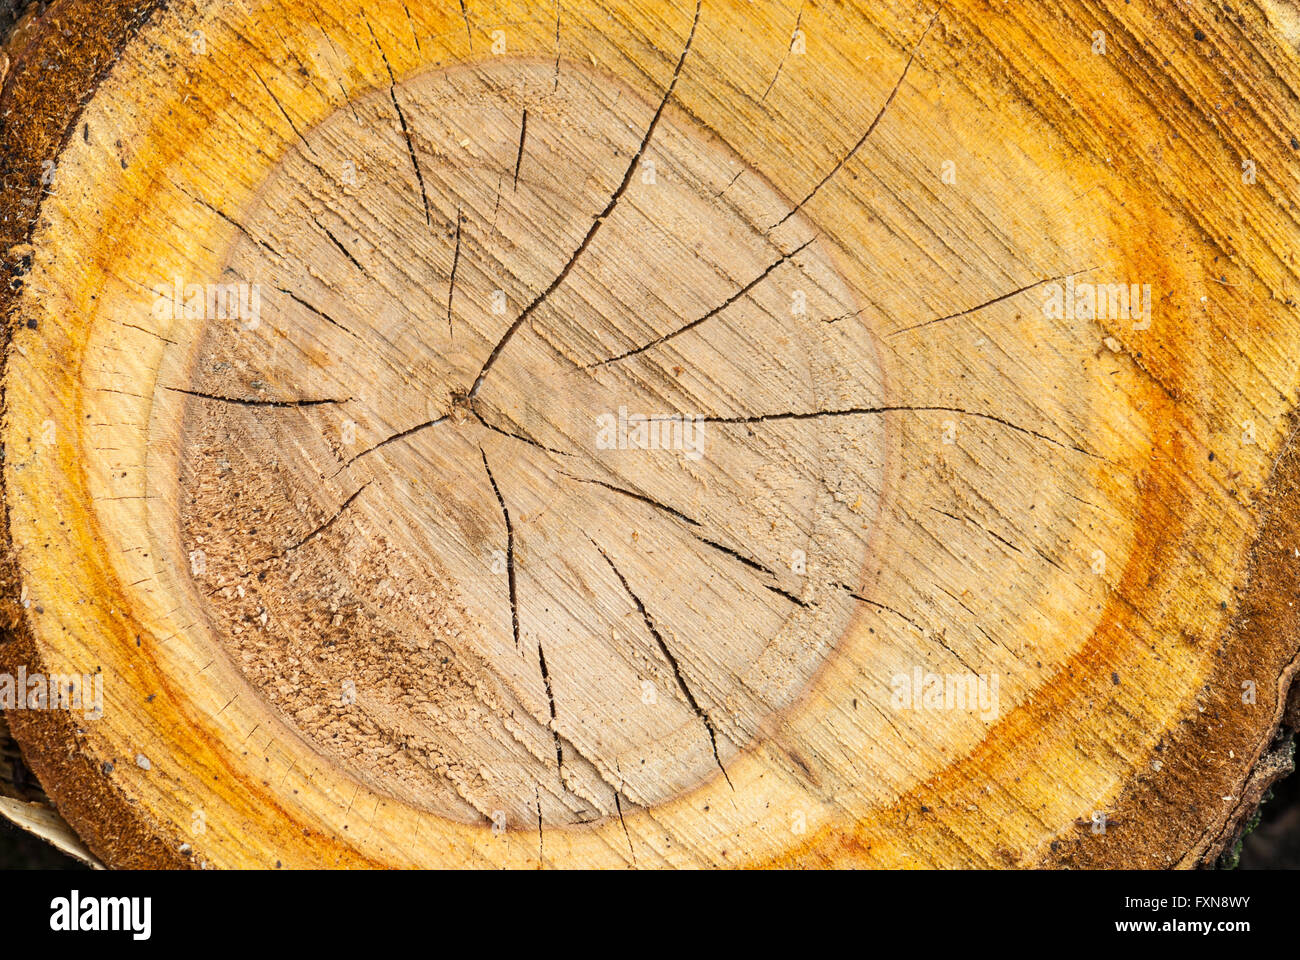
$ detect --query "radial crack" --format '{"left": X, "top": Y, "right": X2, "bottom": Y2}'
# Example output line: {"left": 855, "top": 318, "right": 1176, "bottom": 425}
{"left": 318, "top": 221, "right": 367, "bottom": 274}
{"left": 458, "top": 0, "right": 473, "bottom": 49}
{"left": 309, "top": 9, "right": 362, "bottom": 126}
{"left": 170, "top": 178, "right": 287, "bottom": 262}
{"left": 391, "top": 90, "right": 432, "bottom": 226}
{"left": 535, "top": 787, "right": 544, "bottom": 862}
{"left": 512, "top": 108, "right": 529, "bottom": 191}
{"left": 552, "top": 0, "right": 562, "bottom": 90}
{"left": 760, "top": 0, "right": 805, "bottom": 103}
{"left": 482, "top": 450, "right": 565, "bottom": 781}
{"left": 535, "top": 639, "right": 564, "bottom": 778}
{"left": 772, "top": 7, "right": 940, "bottom": 229}
{"left": 701, "top": 404, "right": 1097, "bottom": 457}
{"left": 834, "top": 582, "right": 922, "bottom": 631}
{"left": 613, "top": 785, "right": 636, "bottom": 861}
{"left": 888, "top": 272, "right": 1084, "bottom": 337}
{"left": 468, "top": 0, "right": 704, "bottom": 399}
{"left": 480, "top": 449, "right": 521, "bottom": 651}
{"left": 275, "top": 286, "right": 364, "bottom": 340}
{"left": 472, "top": 407, "right": 572, "bottom": 456}
{"left": 447, "top": 211, "right": 462, "bottom": 337}
{"left": 164, "top": 387, "right": 348, "bottom": 408}
{"left": 118, "top": 321, "right": 177, "bottom": 345}
{"left": 280, "top": 480, "right": 372, "bottom": 556}
{"left": 689, "top": 532, "right": 811, "bottom": 607}
{"left": 343, "top": 416, "right": 449, "bottom": 467}
{"left": 587, "top": 237, "right": 816, "bottom": 368}
{"left": 929, "top": 507, "right": 1022, "bottom": 555}
{"left": 931, "top": 631, "right": 979, "bottom": 677}
{"left": 866, "top": 697, "right": 906, "bottom": 741}
{"left": 402, "top": 2, "right": 421, "bottom": 51}
{"left": 560, "top": 473, "right": 702, "bottom": 527}
{"left": 250, "top": 66, "right": 318, "bottom": 159}
{"left": 592, "top": 540, "right": 733, "bottom": 789}
{"left": 365, "top": 15, "right": 433, "bottom": 226}
{"left": 563, "top": 472, "right": 807, "bottom": 605}
{"left": 491, "top": 174, "right": 504, "bottom": 229}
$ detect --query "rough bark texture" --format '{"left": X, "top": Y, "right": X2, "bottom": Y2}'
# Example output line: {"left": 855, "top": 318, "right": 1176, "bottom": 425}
{"left": 1, "top": 0, "right": 1299, "bottom": 868}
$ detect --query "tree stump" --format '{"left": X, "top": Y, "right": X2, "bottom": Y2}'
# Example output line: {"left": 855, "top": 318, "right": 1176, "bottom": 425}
{"left": 1, "top": 0, "right": 1298, "bottom": 868}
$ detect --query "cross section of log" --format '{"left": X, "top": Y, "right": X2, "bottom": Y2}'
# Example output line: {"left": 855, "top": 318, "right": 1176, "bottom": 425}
{"left": 0, "top": 0, "right": 1298, "bottom": 868}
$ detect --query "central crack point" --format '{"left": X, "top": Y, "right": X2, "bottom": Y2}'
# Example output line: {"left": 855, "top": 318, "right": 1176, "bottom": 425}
{"left": 449, "top": 388, "right": 475, "bottom": 425}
